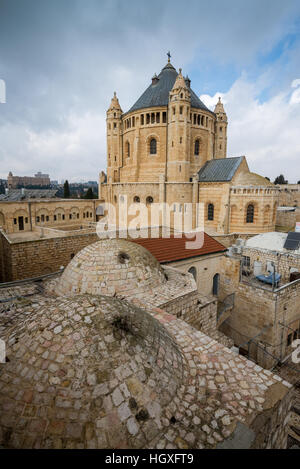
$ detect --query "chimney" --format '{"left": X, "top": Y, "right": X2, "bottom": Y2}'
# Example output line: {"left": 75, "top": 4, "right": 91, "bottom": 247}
{"left": 5, "top": 188, "right": 9, "bottom": 195}
{"left": 152, "top": 73, "right": 159, "bottom": 85}
{"left": 21, "top": 188, "right": 25, "bottom": 196}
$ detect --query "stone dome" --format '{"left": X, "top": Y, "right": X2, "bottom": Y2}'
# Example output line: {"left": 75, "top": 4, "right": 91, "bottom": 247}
{"left": 0, "top": 295, "right": 185, "bottom": 449}
{"left": 56, "top": 239, "right": 167, "bottom": 298}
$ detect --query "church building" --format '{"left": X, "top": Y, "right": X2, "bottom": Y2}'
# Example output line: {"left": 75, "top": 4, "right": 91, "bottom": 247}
{"left": 99, "top": 55, "right": 279, "bottom": 235}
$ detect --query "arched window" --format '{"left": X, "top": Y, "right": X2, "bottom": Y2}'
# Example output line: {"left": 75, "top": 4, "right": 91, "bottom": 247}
{"left": 194, "top": 139, "right": 200, "bottom": 155}
{"left": 146, "top": 196, "right": 153, "bottom": 205}
{"left": 126, "top": 141, "right": 130, "bottom": 158}
{"left": 246, "top": 204, "right": 254, "bottom": 223}
{"left": 133, "top": 196, "right": 140, "bottom": 203}
{"left": 150, "top": 138, "right": 157, "bottom": 155}
{"left": 207, "top": 203, "right": 214, "bottom": 221}
{"left": 188, "top": 266, "right": 197, "bottom": 281}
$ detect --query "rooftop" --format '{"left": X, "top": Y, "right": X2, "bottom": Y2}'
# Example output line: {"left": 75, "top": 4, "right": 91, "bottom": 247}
{"left": 133, "top": 233, "right": 227, "bottom": 263}
{"left": 198, "top": 157, "right": 244, "bottom": 182}
{"left": 0, "top": 189, "right": 58, "bottom": 201}
{"left": 128, "top": 61, "right": 211, "bottom": 114}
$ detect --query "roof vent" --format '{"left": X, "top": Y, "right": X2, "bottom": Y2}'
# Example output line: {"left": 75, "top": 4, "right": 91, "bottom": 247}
{"left": 151, "top": 73, "right": 159, "bottom": 85}
{"left": 185, "top": 75, "right": 191, "bottom": 88}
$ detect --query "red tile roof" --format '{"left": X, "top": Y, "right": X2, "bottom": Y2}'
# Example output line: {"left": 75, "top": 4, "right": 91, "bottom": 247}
{"left": 132, "top": 232, "right": 227, "bottom": 263}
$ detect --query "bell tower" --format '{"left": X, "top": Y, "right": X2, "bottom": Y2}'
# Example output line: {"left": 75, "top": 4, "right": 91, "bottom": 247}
{"left": 167, "top": 68, "right": 191, "bottom": 182}
{"left": 214, "top": 97, "right": 227, "bottom": 159}
{"left": 106, "top": 92, "right": 123, "bottom": 182}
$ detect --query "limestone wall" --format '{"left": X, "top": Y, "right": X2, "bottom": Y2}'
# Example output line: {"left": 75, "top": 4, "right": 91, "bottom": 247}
{"left": 1, "top": 231, "right": 99, "bottom": 281}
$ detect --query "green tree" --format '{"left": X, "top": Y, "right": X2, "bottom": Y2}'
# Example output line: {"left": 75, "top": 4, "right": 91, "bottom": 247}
{"left": 274, "top": 174, "right": 288, "bottom": 185}
{"left": 84, "top": 187, "right": 94, "bottom": 199}
{"left": 63, "top": 180, "right": 70, "bottom": 198}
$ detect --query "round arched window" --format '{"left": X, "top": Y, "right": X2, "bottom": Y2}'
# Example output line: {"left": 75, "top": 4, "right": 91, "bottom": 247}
{"left": 133, "top": 196, "right": 140, "bottom": 203}
{"left": 207, "top": 203, "right": 214, "bottom": 221}
{"left": 146, "top": 196, "right": 153, "bottom": 205}
{"left": 246, "top": 204, "right": 254, "bottom": 223}
{"left": 194, "top": 139, "right": 200, "bottom": 155}
{"left": 150, "top": 138, "right": 157, "bottom": 155}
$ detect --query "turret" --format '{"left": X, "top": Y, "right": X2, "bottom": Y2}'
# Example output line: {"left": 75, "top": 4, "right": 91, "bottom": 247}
{"left": 167, "top": 68, "right": 191, "bottom": 182}
{"left": 214, "top": 97, "right": 227, "bottom": 159}
{"left": 106, "top": 92, "right": 123, "bottom": 182}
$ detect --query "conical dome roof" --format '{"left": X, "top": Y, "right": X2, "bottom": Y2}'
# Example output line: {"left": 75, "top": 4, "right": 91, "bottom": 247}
{"left": 128, "top": 61, "right": 211, "bottom": 113}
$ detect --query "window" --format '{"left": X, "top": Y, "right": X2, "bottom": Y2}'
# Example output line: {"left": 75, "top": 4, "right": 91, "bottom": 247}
{"left": 188, "top": 267, "right": 197, "bottom": 281}
{"left": 133, "top": 196, "right": 140, "bottom": 203}
{"left": 126, "top": 141, "right": 130, "bottom": 158}
{"left": 25, "top": 217, "right": 28, "bottom": 224}
{"left": 207, "top": 203, "right": 214, "bottom": 221}
{"left": 141, "top": 114, "right": 144, "bottom": 125}
{"left": 113, "top": 123, "right": 116, "bottom": 129}
{"left": 194, "top": 139, "right": 200, "bottom": 155}
{"left": 180, "top": 137, "right": 182, "bottom": 144}
{"left": 54, "top": 215, "right": 57, "bottom": 221}
{"left": 180, "top": 106, "right": 183, "bottom": 114}
{"left": 41, "top": 215, "right": 45, "bottom": 222}
{"left": 162, "top": 112, "right": 167, "bottom": 123}
{"left": 46, "top": 216, "right": 49, "bottom": 222}
{"left": 62, "top": 214, "right": 65, "bottom": 220}
{"left": 36, "top": 216, "right": 40, "bottom": 223}
{"left": 150, "top": 138, "right": 157, "bottom": 155}
{"left": 69, "top": 214, "right": 72, "bottom": 219}
{"left": 77, "top": 213, "right": 79, "bottom": 219}
{"left": 14, "top": 218, "right": 17, "bottom": 225}
{"left": 287, "top": 333, "right": 293, "bottom": 347}
{"left": 146, "top": 196, "right": 153, "bottom": 205}
{"left": 242, "top": 256, "right": 250, "bottom": 268}
{"left": 246, "top": 204, "right": 254, "bottom": 223}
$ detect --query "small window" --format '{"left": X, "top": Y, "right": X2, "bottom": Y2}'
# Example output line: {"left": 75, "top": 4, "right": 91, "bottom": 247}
{"left": 46, "top": 216, "right": 49, "bottom": 222}
{"left": 180, "top": 137, "right": 182, "bottom": 144}
{"left": 141, "top": 114, "right": 144, "bottom": 125}
{"left": 126, "top": 141, "right": 130, "bottom": 158}
{"left": 41, "top": 215, "right": 45, "bottom": 222}
{"left": 287, "top": 333, "right": 293, "bottom": 347}
{"left": 150, "top": 138, "right": 157, "bottom": 155}
{"left": 162, "top": 112, "right": 167, "bottom": 123}
{"left": 113, "top": 123, "right": 116, "bottom": 129}
{"left": 242, "top": 256, "right": 250, "bottom": 268}
{"left": 194, "top": 139, "right": 200, "bottom": 156}
{"left": 207, "top": 204, "right": 214, "bottom": 221}
{"left": 54, "top": 215, "right": 57, "bottom": 221}
{"left": 36, "top": 216, "right": 40, "bottom": 223}
{"left": 25, "top": 217, "right": 28, "bottom": 224}
{"left": 77, "top": 213, "right": 79, "bottom": 219}
{"left": 180, "top": 106, "right": 183, "bottom": 114}
{"left": 70, "top": 253, "right": 75, "bottom": 259}
{"left": 62, "top": 214, "right": 65, "bottom": 220}
{"left": 14, "top": 218, "right": 17, "bottom": 225}
{"left": 246, "top": 204, "right": 254, "bottom": 223}
{"left": 133, "top": 196, "right": 140, "bottom": 203}
{"left": 146, "top": 196, "right": 153, "bottom": 205}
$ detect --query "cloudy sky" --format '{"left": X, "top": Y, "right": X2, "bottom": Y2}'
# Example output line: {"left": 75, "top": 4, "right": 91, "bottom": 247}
{"left": 0, "top": 0, "right": 300, "bottom": 183}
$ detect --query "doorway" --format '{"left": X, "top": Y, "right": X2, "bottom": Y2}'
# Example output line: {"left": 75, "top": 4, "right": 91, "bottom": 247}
{"left": 213, "top": 273, "right": 220, "bottom": 296}
{"left": 18, "top": 216, "right": 24, "bottom": 231}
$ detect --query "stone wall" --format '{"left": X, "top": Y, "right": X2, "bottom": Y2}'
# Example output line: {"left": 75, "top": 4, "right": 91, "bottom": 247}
{"left": 0, "top": 199, "right": 96, "bottom": 234}
{"left": 276, "top": 209, "right": 296, "bottom": 230}
{"left": 219, "top": 254, "right": 300, "bottom": 368}
{"left": 0, "top": 230, "right": 99, "bottom": 282}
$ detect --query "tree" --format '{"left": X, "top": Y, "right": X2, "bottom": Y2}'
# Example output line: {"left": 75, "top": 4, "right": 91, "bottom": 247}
{"left": 297, "top": 180, "right": 300, "bottom": 184}
{"left": 265, "top": 177, "right": 270, "bottom": 181}
{"left": 63, "top": 180, "right": 70, "bottom": 198}
{"left": 84, "top": 187, "right": 95, "bottom": 199}
{"left": 274, "top": 174, "right": 288, "bottom": 185}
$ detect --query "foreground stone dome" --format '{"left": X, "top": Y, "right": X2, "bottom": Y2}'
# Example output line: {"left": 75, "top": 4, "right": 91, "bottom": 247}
{"left": 0, "top": 295, "right": 184, "bottom": 449}
{"left": 56, "top": 239, "right": 167, "bottom": 297}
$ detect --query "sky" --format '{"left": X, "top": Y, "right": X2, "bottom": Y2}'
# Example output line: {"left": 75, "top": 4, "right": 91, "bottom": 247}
{"left": 0, "top": 0, "right": 300, "bottom": 183}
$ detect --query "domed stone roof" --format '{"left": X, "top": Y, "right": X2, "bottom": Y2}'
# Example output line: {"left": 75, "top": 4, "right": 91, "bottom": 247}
{"left": 127, "top": 61, "right": 211, "bottom": 114}
{"left": 0, "top": 295, "right": 184, "bottom": 449}
{"left": 234, "top": 171, "right": 273, "bottom": 186}
{"left": 56, "top": 239, "right": 167, "bottom": 297}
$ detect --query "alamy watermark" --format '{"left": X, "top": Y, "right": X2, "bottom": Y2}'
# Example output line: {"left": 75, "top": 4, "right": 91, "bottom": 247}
{"left": 96, "top": 198, "right": 205, "bottom": 249}
{"left": 0, "top": 338, "right": 5, "bottom": 363}
{"left": 291, "top": 339, "right": 300, "bottom": 364}
{"left": 0, "top": 79, "right": 6, "bottom": 103}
